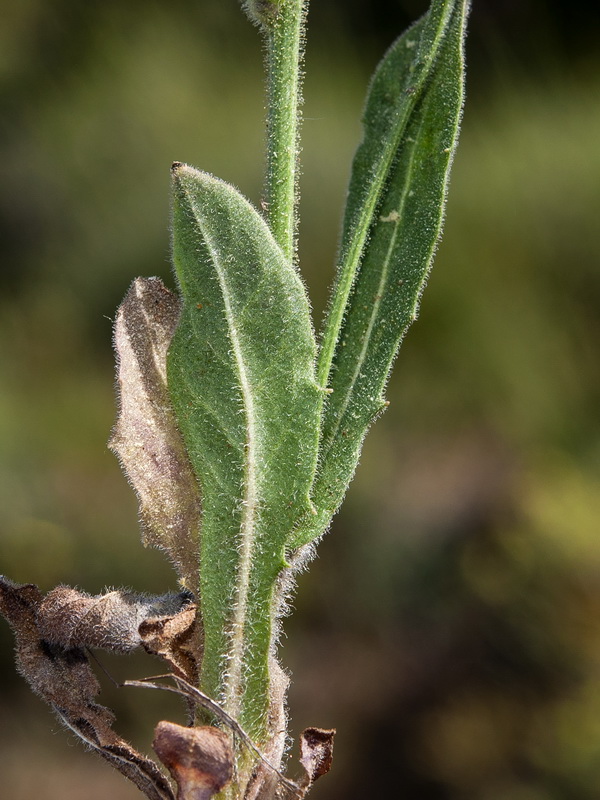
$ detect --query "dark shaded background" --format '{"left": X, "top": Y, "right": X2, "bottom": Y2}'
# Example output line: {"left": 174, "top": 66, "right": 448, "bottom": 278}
{"left": 1, "top": 1, "right": 599, "bottom": 798}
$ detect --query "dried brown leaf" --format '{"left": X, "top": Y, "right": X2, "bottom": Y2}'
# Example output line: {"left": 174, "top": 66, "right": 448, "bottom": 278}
{"left": 246, "top": 724, "right": 335, "bottom": 800}
{"left": 126, "top": 676, "right": 302, "bottom": 800}
{"left": 139, "top": 603, "right": 200, "bottom": 685}
{"left": 298, "top": 727, "right": 335, "bottom": 789}
{"left": 0, "top": 576, "right": 175, "bottom": 800}
{"left": 153, "top": 721, "right": 234, "bottom": 800}
{"left": 109, "top": 277, "right": 201, "bottom": 590}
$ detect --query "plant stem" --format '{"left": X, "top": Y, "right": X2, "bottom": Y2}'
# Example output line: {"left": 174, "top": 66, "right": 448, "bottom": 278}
{"left": 263, "top": 0, "right": 307, "bottom": 263}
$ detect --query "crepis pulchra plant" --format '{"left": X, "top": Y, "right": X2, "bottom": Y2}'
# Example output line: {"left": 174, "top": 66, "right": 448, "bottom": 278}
{"left": 0, "top": 1, "right": 470, "bottom": 798}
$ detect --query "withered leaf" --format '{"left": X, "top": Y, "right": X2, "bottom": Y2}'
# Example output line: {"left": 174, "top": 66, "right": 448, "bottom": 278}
{"left": 39, "top": 585, "right": 193, "bottom": 653}
{"left": 298, "top": 727, "right": 335, "bottom": 790}
{"left": 37, "top": 584, "right": 201, "bottom": 686}
{"left": 139, "top": 603, "right": 199, "bottom": 685}
{"left": 248, "top": 725, "right": 335, "bottom": 800}
{"left": 125, "top": 676, "right": 301, "bottom": 800}
{"left": 0, "top": 576, "right": 175, "bottom": 800}
{"left": 153, "top": 721, "right": 234, "bottom": 800}
{"left": 109, "top": 276, "right": 201, "bottom": 591}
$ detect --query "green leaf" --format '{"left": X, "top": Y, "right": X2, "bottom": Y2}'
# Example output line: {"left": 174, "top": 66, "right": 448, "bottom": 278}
{"left": 292, "top": 0, "right": 470, "bottom": 548}
{"left": 166, "top": 164, "right": 321, "bottom": 744}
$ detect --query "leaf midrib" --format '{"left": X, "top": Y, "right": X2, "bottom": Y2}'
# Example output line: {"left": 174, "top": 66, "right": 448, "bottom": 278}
{"left": 186, "top": 195, "right": 259, "bottom": 721}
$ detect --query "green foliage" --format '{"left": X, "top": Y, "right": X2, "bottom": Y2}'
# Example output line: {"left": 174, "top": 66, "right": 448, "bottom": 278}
{"left": 0, "top": 0, "right": 472, "bottom": 798}
{"left": 167, "top": 164, "right": 322, "bottom": 740}
{"left": 1, "top": 1, "right": 599, "bottom": 795}
{"left": 295, "top": 0, "right": 469, "bottom": 546}
{"left": 165, "top": 0, "right": 469, "bottom": 783}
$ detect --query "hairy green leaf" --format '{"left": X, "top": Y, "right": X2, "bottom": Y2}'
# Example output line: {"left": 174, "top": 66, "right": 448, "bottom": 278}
{"left": 167, "top": 164, "right": 321, "bottom": 744}
{"left": 292, "top": 0, "right": 470, "bottom": 548}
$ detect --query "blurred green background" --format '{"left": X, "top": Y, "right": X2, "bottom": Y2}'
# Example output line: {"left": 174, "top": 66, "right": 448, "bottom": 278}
{"left": 1, "top": 0, "right": 599, "bottom": 798}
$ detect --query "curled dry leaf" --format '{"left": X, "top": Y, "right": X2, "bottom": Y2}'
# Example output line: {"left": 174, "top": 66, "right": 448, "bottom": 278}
{"left": 125, "top": 675, "right": 303, "bottom": 800}
{"left": 153, "top": 721, "right": 234, "bottom": 800}
{"left": 298, "top": 727, "right": 335, "bottom": 791}
{"left": 243, "top": 722, "right": 335, "bottom": 800}
{"left": 37, "top": 585, "right": 200, "bottom": 685}
{"left": 0, "top": 576, "right": 175, "bottom": 800}
{"left": 109, "top": 276, "right": 201, "bottom": 591}
{"left": 139, "top": 602, "right": 199, "bottom": 685}
{"left": 38, "top": 585, "right": 192, "bottom": 652}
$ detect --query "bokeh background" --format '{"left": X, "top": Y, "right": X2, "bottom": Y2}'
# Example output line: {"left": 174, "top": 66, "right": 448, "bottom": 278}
{"left": 1, "top": 0, "right": 599, "bottom": 798}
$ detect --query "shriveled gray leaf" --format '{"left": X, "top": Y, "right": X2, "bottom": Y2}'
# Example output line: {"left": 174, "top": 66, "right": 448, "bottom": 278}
{"left": 38, "top": 586, "right": 198, "bottom": 678}
{"left": 110, "top": 276, "right": 201, "bottom": 590}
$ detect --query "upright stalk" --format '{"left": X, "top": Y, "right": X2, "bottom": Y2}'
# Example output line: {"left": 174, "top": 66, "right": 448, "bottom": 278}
{"left": 262, "top": 0, "right": 307, "bottom": 263}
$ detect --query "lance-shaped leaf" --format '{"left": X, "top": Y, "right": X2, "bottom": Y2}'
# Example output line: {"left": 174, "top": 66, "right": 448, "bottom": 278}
{"left": 110, "top": 277, "right": 201, "bottom": 591}
{"left": 167, "top": 164, "right": 322, "bottom": 746}
{"left": 293, "top": 0, "right": 470, "bottom": 547}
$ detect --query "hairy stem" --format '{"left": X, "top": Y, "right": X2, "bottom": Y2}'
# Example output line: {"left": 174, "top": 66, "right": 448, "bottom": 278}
{"left": 263, "top": 0, "right": 307, "bottom": 263}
